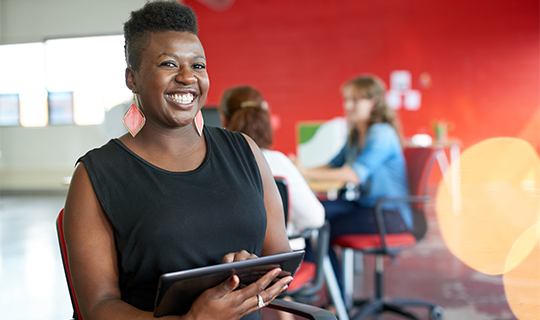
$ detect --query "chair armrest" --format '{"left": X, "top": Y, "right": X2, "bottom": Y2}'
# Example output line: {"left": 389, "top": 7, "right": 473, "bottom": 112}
{"left": 376, "top": 196, "right": 429, "bottom": 206}
{"left": 63, "top": 302, "right": 336, "bottom": 320}
{"left": 373, "top": 196, "right": 430, "bottom": 254}
{"left": 268, "top": 299, "right": 337, "bottom": 320}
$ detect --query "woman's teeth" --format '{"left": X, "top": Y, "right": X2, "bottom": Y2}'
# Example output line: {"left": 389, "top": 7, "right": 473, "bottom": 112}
{"left": 167, "top": 93, "right": 194, "bottom": 104}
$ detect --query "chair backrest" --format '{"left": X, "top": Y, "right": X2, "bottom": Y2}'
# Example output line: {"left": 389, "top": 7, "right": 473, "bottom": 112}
{"left": 274, "top": 177, "right": 289, "bottom": 225}
{"left": 404, "top": 147, "right": 438, "bottom": 199}
{"left": 56, "top": 209, "right": 83, "bottom": 320}
{"left": 403, "top": 147, "right": 439, "bottom": 240}
{"left": 273, "top": 176, "right": 329, "bottom": 299}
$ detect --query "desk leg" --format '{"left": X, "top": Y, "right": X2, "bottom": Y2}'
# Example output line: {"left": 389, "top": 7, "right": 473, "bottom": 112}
{"left": 436, "top": 147, "right": 462, "bottom": 215}
{"left": 450, "top": 145, "right": 462, "bottom": 215}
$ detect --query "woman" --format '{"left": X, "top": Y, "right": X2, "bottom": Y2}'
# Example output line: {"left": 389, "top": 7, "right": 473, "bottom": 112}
{"left": 223, "top": 86, "right": 325, "bottom": 241}
{"left": 295, "top": 75, "right": 411, "bottom": 288}
{"left": 218, "top": 86, "right": 267, "bottom": 128}
{"left": 63, "top": 2, "right": 292, "bottom": 320}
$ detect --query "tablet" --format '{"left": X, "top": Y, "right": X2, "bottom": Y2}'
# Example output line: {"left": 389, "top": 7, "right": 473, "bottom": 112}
{"left": 153, "top": 250, "right": 305, "bottom": 317}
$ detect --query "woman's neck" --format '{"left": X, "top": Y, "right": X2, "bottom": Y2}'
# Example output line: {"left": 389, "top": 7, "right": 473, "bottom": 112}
{"left": 119, "top": 125, "right": 207, "bottom": 172}
{"left": 354, "top": 120, "right": 369, "bottom": 137}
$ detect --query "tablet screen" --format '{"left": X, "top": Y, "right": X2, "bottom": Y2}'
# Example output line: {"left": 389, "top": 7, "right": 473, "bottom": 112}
{"left": 154, "top": 251, "right": 305, "bottom": 317}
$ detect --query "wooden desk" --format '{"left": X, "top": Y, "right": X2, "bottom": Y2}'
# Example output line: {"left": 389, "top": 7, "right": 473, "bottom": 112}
{"left": 307, "top": 180, "right": 345, "bottom": 201}
{"left": 307, "top": 180, "right": 344, "bottom": 193}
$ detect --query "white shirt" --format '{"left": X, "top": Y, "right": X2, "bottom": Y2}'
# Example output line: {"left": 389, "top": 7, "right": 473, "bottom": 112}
{"left": 262, "top": 149, "right": 325, "bottom": 241}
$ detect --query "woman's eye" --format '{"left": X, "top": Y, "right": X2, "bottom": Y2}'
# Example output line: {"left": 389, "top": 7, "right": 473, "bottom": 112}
{"left": 160, "top": 61, "right": 177, "bottom": 68}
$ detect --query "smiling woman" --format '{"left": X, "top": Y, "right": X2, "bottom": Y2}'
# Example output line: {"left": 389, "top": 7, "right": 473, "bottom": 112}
{"left": 61, "top": 2, "right": 292, "bottom": 320}
{"left": 125, "top": 31, "right": 209, "bottom": 136}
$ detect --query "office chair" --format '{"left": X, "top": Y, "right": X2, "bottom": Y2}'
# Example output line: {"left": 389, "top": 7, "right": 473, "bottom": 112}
{"left": 331, "top": 147, "right": 444, "bottom": 320}
{"left": 56, "top": 209, "right": 337, "bottom": 320}
{"left": 274, "top": 177, "right": 327, "bottom": 300}
{"left": 274, "top": 178, "right": 350, "bottom": 320}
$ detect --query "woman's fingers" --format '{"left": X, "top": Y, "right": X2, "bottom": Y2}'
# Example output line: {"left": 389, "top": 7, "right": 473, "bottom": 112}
{"left": 190, "top": 267, "right": 293, "bottom": 319}
{"left": 221, "top": 250, "right": 259, "bottom": 264}
{"left": 239, "top": 267, "right": 294, "bottom": 313}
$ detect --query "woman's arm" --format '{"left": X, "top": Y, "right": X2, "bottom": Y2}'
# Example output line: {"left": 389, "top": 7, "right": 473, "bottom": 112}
{"left": 64, "top": 163, "right": 177, "bottom": 320}
{"left": 270, "top": 152, "right": 325, "bottom": 234}
{"left": 64, "top": 163, "right": 291, "bottom": 320}
{"left": 289, "top": 152, "right": 359, "bottom": 184}
{"left": 243, "top": 135, "right": 292, "bottom": 256}
{"left": 301, "top": 164, "right": 359, "bottom": 185}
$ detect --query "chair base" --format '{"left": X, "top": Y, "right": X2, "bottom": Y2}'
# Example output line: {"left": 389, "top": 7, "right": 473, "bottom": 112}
{"left": 350, "top": 297, "right": 443, "bottom": 320}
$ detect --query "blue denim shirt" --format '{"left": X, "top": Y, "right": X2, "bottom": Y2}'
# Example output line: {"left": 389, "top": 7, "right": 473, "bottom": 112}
{"left": 329, "top": 123, "right": 412, "bottom": 229}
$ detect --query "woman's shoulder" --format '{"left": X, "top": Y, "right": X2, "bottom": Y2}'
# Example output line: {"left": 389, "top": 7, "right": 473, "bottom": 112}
{"left": 206, "top": 126, "right": 245, "bottom": 142}
{"left": 369, "top": 122, "right": 395, "bottom": 133}
{"left": 78, "top": 139, "right": 123, "bottom": 162}
{"left": 261, "top": 149, "right": 288, "bottom": 160}
{"left": 367, "top": 122, "right": 399, "bottom": 139}
{"left": 262, "top": 149, "right": 296, "bottom": 167}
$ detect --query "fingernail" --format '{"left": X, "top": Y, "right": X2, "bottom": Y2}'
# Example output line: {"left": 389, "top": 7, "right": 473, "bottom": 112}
{"left": 286, "top": 276, "right": 293, "bottom": 284}
{"left": 273, "top": 268, "right": 282, "bottom": 276}
{"left": 281, "top": 285, "right": 289, "bottom": 293}
{"left": 229, "top": 276, "right": 236, "bottom": 285}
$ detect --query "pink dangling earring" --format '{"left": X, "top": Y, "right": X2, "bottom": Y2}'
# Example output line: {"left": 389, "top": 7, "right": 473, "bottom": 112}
{"left": 123, "top": 94, "right": 146, "bottom": 137}
{"left": 194, "top": 110, "right": 204, "bottom": 136}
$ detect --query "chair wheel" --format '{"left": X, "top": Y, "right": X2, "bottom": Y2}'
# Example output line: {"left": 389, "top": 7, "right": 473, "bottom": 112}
{"left": 430, "top": 306, "right": 444, "bottom": 320}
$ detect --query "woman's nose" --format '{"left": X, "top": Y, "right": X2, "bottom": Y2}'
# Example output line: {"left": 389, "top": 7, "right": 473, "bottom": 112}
{"left": 175, "top": 67, "right": 197, "bottom": 85}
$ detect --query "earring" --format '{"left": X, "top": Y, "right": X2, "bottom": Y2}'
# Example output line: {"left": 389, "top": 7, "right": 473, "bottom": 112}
{"left": 123, "top": 94, "right": 146, "bottom": 137}
{"left": 194, "top": 110, "right": 204, "bottom": 137}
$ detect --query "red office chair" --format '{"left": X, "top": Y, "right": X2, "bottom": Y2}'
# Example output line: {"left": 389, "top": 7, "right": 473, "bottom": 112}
{"left": 56, "top": 209, "right": 337, "bottom": 320}
{"left": 331, "top": 147, "right": 444, "bottom": 320}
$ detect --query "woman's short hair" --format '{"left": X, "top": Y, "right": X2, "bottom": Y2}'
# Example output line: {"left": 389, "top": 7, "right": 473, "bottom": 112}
{"left": 227, "top": 106, "right": 273, "bottom": 150}
{"left": 219, "top": 86, "right": 264, "bottom": 123}
{"left": 124, "top": 1, "right": 198, "bottom": 71}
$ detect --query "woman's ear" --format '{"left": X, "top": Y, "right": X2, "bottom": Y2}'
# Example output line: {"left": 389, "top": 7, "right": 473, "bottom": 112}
{"left": 369, "top": 97, "right": 379, "bottom": 109}
{"left": 125, "top": 67, "right": 137, "bottom": 92}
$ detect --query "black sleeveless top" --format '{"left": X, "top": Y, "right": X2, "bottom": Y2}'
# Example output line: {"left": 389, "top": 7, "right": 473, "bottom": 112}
{"left": 78, "top": 126, "right": 267, "bottom": 316}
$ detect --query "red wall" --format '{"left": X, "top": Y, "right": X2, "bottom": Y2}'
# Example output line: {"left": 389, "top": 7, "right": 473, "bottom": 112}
{"left": 185, "top": 0, "right": 540, "bottom": 155}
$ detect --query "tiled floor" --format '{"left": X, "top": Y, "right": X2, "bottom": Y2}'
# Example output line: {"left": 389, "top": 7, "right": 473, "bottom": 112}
{"left": 0, "top": 193, "right": 518, "bottom": 320}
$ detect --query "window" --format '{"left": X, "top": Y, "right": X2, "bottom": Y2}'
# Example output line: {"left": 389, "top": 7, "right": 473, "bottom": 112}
{"left": 48, "top": 92, "right": 74, "bottom": 125}
{"left": 0, "top": 35, "right": 132, "bottom": 127}
{"left": 0, "top": 94, "right": 20, "bottom": 126}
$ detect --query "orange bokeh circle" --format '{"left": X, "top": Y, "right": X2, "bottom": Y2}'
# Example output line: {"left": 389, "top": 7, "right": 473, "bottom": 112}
{"left": 436, "top": 138, "right": 540, "bottom": 275}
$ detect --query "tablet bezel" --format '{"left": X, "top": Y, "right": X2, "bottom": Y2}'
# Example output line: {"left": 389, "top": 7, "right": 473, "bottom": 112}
{"left": 153, "top": 250, "right": 305, "bottom": 317}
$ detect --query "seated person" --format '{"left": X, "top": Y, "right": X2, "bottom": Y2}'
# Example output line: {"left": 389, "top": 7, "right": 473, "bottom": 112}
{"left": 293, "top": 74, "right": 412, "bottom": 292}
{"left": 220, "top": 86, "right": 325, "bottom": 243}
{"left": 63, "top": 3, "right": 292, "bottom": 320}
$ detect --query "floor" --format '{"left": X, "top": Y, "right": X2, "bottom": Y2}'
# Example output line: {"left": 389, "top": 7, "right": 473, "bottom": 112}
{"left": 0, "top": 193, "right": 518, "bottom": 320}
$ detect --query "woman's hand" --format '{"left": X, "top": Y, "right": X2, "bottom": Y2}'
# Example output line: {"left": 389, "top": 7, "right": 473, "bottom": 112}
{"left": 221, "top": 250, "right": 258, "bottom": 264}
{"left": 187, "top": 267, "right": 293, "bottom": 320}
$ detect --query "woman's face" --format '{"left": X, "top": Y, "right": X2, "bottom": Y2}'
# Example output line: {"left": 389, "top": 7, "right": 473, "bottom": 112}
{"left": 342, "top": 85, "right": 375, "bottom": 125}
{"left": 126, "top": 31, "right": 209, "bottom": 130}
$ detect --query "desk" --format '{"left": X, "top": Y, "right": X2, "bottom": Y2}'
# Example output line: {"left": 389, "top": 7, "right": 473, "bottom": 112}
{"left": 307, "top": 180, "right": 345, "bottom": 201}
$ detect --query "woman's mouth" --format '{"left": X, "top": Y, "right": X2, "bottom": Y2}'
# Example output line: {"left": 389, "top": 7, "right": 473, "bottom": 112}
{"left": 166, "top": 93, "right": 195, "bottom": 104}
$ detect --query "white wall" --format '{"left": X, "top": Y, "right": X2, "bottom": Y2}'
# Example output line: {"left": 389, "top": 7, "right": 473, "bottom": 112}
{"left": 0, "top": 0, "right": 144, "bottom": 191}
{"left": 0, "top": 125, "right": 108, "bottom": 191}
{"left": 0, "top": 0, "right": 147, "bottom": 44}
